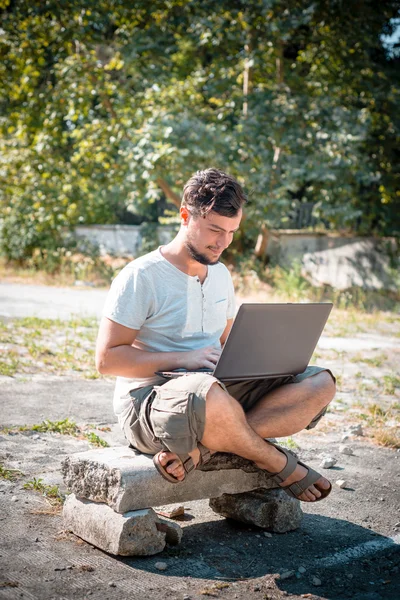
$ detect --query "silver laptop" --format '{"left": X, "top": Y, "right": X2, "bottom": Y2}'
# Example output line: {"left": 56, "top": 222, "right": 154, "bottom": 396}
{"left": 156, "top": 302, "right": 332, "bottom": 382}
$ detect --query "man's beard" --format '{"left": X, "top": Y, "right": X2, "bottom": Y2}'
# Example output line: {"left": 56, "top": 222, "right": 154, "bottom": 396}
{"left": 185, "top": 241, "right": 220, "bottom": 266}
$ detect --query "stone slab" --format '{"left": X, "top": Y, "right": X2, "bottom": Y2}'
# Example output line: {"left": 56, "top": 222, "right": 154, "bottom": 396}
{"left": 63, "top": 493, "right": 182, "bottom": 556}
{"left": 61, "top": 447, "right": 275, "bottom": 514}
{"left": 209, "top": 487, "right": 303, "bottom": 533}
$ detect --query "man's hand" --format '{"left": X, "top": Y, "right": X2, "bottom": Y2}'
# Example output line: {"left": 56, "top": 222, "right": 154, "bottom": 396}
{"left": 183, "top": 346, "right": 222, "bottom": 370}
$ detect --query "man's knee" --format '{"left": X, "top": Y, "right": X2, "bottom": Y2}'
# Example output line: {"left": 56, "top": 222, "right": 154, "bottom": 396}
{"left": 205, "top": 382, "right": 245, "bottom": 421}
{"left": 312, "top": 370, "right": 336, "bottom": 398}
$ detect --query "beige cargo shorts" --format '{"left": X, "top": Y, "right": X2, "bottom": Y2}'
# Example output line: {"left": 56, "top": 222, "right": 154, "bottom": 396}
{"left": 121, "top": 365, "right": 335, "bottom": 457}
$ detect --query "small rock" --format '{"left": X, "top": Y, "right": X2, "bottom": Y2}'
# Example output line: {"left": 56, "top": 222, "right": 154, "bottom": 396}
{"left": 154, "top": 504, "right": 185, "bottom": 519}
{"left": 280, "top": 570, "right": 295, "bottom": 580}
{"left": 108, "top": 581, "right": 116, "bottom": 587}
{"left": 253, "top": 585, "right": 261, "bottom": 591}
{"left": 298, "top": 566, "right": 307, "bottom": 574}
{"left": 341, "top": 434, "right": 350, "bottom": 442}
{"left": 336, "top": 479, "right": 347, "bottom": 489}
{"left": 312, "top": 577, "right": 322, "bottom": 586}
{"left": 348, "top": 424, "right": 363, "bottom": 436}
{"left": 183, "top": 596, "right": 191, "bottom": 600}
{"left": 320, "top": 456, "right": 337, "bottom": 469}
{"left": 155, "top": 562, "right": 167, "bottom": 571}
{"left": 32, "top": 434, "right": 40, "bottom": 440}
{"left": 394, "top": 522, "right": 400, "bottom": 527}
{"left": 11, "top": 496, "right": 18, "bottom": 502}
{"left": 339, "top": 445, "right": 354, "bottom": 455}
{"left": 347, "top": 574, "right": 353, "bottom": 579}
{"left": 263, "top": 532, "right": 272, "bottom": 538}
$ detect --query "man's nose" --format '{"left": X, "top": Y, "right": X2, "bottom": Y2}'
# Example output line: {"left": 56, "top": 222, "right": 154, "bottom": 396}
{"left": 217, "top": 233, "right": 230, "bottom": 249}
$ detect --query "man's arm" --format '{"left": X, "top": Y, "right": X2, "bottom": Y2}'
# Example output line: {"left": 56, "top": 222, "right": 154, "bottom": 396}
{"left": 95, "top": 317, "right": 221, "bottom": 378}
{"left": 220, "top": 318, "right": 233, "bottom": 347}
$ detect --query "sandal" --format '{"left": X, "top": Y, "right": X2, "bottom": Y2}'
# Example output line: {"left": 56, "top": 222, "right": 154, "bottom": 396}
{"left": 153, "top": 443, "right": 211, "bottom": 484}
{"left": 265, "top": 441, "right": 332, "bottom": 502}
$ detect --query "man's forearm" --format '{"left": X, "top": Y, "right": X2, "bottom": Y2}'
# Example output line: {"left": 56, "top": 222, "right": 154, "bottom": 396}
{"left": 97, "top": 344, "right": 188, "bottom": 378}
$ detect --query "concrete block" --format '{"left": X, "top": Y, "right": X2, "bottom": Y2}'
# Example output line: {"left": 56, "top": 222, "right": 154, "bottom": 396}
{"left": 63, "top": 494, "right": 182, "bottom": 556}
{"left": 209, "top": 487, "right": 303, "bottom": 533}
{"left": 61, "top": 447, "right": 275, "bottom": 514}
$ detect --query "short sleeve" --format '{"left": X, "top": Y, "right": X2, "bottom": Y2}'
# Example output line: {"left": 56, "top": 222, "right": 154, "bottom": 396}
{"left": 102, "top": 266, "right": 154, "bottom": 330}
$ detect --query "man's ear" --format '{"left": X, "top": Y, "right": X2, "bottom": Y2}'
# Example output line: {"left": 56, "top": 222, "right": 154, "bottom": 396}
{"left": 180, "top": 205, "right": 190, "bottom": 225}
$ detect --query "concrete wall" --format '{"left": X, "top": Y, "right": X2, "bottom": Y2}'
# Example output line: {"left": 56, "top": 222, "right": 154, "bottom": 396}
{"left": 266, "top": 231, "right": 398, "bottom": 291}
{"left": 75, "top": 225, "right": 176, "bottom": 257}
{"left": 75, "top": 225, "right": 398, "bottom": 291}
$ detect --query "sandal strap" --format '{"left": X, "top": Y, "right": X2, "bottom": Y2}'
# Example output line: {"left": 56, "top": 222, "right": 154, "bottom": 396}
{"left": 180, "top": 455, "right": 196, "bottom": 474}
{"left": 197, "top": 443, "right": 211, "bottom": 466}
{"left": 265, "top": 442, "right": 299, "bottom": 484}
{"left": 284, "top": 461, "right": 322, "bottom": 498}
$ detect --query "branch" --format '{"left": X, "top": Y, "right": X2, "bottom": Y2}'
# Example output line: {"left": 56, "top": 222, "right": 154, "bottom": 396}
{"left": 155, "top": 177, "right": 181, "bottom": 208}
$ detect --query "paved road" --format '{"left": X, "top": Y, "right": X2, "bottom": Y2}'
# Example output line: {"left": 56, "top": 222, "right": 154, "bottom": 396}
{"left": 0, "top": 282, "right": 398, "bottom": 353}
{"left": 0, "top": 282, "right": 108, "bottom": 320}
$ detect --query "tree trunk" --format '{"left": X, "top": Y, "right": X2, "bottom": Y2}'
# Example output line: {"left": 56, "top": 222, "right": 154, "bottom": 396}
{"left": 155, "top": 177, "right": 181, "bottom": 208}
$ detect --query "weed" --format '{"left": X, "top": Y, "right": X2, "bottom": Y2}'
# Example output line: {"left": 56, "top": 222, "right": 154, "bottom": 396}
{"left": 383, "top": 374, "right": 400, "bottom": 395}
{"left": 83, "top": 432, "right": 109, "bottom": 448}
{"left": 335, "top": 374, "right": 343, "bottom": 389}
{"left": 20, "top": 418, "right": 79, "bottom": 436}
{"left": 267, "top": 262, "right": 312, "bottom": 301}
{"left": 0, "top": 464, "right": 24, "bottom": 480}
{"left": 23, "top": 478, "right": 64, "bottom": 504}
{"left": 0, "top": 352, "right": 19, "bottom": 376}
{"left": 280, "top": 437, "right": 299, "bottom": 450}
{"left": 12, "top": 419, "right": 109, "bottom": 447}
{"left": 372, "top": 429, "right": 400, "bottom": 449}
{"left": 350, "top": 353, "right": 388, "bottom": 367}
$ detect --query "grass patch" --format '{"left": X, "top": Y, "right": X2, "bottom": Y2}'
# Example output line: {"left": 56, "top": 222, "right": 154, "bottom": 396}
{"left": 0, "top": 464, "right": 24, "bottom": 481}
{"left": 383, "top": 374, "right": 400, "bottom": 395}
{"left": 0, "top": 316, "right": 100, "bottom": 379}
{"left": 350, "top": 353, "right": 388, "bottom": 368}
{"left": 280, "top": 436, "right": 299, "bottom": 450}
{"left": 1, "top": 419, "right": 109, "bottom": 447}
{"left": 83, "top": 432, "right": 109, "bottom": 447}
{"left": 23, "top": 478, "right": 64, "bottom": 505}
{"left": 352, "top": 401, "right": 400, "bottom": 448}
{"left": 372, "top": 429, "right": 400, "bottom": 449}
{"left": 0, "top": 353, "right": 19, "bottom": 376}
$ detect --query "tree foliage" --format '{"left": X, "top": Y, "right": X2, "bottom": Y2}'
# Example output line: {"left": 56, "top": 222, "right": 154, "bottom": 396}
{"left": 0, "top": 0, "right": 399, "bottom": 260}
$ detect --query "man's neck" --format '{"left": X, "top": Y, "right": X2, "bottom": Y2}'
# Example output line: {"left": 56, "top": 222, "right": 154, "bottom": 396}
{"left": 160, "top": 238, "right": 208, "bottom": 281}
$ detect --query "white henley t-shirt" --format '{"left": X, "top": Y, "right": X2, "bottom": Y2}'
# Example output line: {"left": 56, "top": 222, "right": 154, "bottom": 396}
{"left": 102, "top": 247, "right": 236, "bottom": 420}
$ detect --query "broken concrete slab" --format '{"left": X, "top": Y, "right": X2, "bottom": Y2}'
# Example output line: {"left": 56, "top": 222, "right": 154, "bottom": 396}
{"left": 209, "top": 488, "right": 303, "bottom": 533}
{"left": 61, "top": 447, "right": 276, "bottom": 514}
{"left": 63, "top": 493, "right": 182, "bottom": 556}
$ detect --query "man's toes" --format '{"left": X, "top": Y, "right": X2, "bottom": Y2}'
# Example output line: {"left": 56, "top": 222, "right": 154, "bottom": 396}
{"left": 308, "top": 484, "right": 322, "bottom": 499}
{"left": 166, "top": 459, "right": 182, "bottom": 474}
{"left": 318, "top": 477, "right": 331, "bottom": 491}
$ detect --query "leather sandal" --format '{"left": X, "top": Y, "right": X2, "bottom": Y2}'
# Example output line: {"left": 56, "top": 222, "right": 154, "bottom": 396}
{"left": 153, "top": 443, "right": 211, "bottom": 484}
{"left": 265, "top": 441, "right": 332, "bottom": 502}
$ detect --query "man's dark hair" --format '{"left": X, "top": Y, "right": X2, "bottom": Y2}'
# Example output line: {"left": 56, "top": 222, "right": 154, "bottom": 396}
{"left": 182, "top": 168, "right": 247, "bottom": 218}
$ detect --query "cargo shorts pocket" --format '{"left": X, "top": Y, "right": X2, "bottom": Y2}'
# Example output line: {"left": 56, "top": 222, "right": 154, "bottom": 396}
{"left": 150, "top": 388, "right": 204, "bottom": 456}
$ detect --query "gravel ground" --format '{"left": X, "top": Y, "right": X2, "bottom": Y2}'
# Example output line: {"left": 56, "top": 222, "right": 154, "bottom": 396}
{"left": 0, "top": 282, "right": 399, "bottom": 600}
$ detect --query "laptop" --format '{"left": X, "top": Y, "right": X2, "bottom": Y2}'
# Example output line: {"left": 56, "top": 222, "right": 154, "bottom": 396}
{"left": 156, "top": 302, "right": 332, "bottom": 382}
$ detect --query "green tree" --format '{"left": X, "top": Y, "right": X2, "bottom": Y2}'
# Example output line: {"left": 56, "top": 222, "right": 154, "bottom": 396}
{"left": 0, "top": 0, "right": 399, "bottom": 261}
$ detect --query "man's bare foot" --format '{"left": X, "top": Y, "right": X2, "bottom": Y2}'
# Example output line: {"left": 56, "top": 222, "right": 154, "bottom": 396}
{"left": 156, "top": 447, "right": 201, "bottom": 481}
{"left": 257, "top": 447, "right": 331, "bottom": 502}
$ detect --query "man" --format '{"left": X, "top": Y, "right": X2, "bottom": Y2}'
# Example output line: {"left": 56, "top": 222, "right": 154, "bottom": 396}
{"left": 96, "top": 168, "right": 336, "bottom": 502}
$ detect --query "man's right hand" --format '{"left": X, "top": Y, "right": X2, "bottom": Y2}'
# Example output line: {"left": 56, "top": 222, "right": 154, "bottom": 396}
{"left": 183, "top": 346, "right": 222, "bottom": 370}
